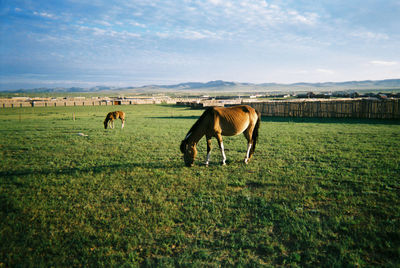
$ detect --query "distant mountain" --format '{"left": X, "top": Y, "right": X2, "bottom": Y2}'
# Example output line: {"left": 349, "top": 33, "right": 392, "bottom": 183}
{"left": 3, "top": 79, "right": 400, "bottom": 93}
{"left": 289, "top": 79, "right": 400, "bottom": 88}
{"left": 131, "top": 79, "right": 400, "bottom": 92}
{"left": 155, "top": 80, "right": 237, "bottom": 89}
{"left": 8, "top": 86, "right": 118, "bottom": 93}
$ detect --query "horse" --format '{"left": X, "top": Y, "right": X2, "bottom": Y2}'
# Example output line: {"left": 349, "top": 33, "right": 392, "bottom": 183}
{"left": 104, "top": 111, "right": 125, "bottom": 129}
{"left": 180, "top": 105, "right": 261, "bottom": 167}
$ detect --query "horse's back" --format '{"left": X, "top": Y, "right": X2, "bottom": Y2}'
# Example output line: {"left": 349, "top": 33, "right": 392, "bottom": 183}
{"left": 117, "top": 111, "right": 125, "bottom": 119}
{"left": 107, "top": 111, "right": 125, "bottom": 119}
{"left": 214, "top": 105, "right": 257, "bottom": 122}
{"left": 212, "top": 105, "right": 258, "bottom": 136}
{"left": 214, "top": 105, "right": 256, "bottom": 115}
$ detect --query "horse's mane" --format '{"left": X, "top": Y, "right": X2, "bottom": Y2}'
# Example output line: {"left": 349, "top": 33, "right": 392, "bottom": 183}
{"left": 184, "top": 107, "right": 214, "bottom": 141}
{"left": 181, "top": 107, "right": 213, "bottom": 153}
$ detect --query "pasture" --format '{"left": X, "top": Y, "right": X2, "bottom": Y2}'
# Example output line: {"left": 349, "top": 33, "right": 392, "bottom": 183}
{"left": 0, "top": 104, "right": 399, "bottom": 267}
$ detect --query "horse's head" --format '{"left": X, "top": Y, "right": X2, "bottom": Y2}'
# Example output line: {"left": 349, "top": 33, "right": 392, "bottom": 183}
{"left": 180, "top": 140, "right": 197, "bottom": 167}
{"left": 104, "top": 119, "right": 108, "bottom": 129}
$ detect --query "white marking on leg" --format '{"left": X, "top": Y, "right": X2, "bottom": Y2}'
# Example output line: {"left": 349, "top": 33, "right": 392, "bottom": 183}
{"left": 220, "top": 142, "right": 226, "bottom": 165}
{"left": 245, "top": 143, "right": 252, "bottom": 164}
{"left": 205, "top": 151, "right": 211, "bottom": 166}
{"left": 121, "top": 121, "right": 125, "bottom": 129}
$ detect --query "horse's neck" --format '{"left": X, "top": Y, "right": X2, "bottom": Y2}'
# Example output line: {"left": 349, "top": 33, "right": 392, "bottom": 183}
{"left": 187, "top": 126, "right": 205, "bottom": 146}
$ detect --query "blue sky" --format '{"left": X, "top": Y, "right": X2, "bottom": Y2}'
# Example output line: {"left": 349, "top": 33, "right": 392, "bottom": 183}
{"left": 1, "top": 0, "right": 399, "bottom": 90}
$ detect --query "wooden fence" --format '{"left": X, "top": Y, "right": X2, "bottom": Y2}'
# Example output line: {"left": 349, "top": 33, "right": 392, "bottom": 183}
{"left": 248, "top": 99, "right": 400, "bottom": 119}
{"left": 176, "top": 99, "right": 243, "bottom": 109}
{"left": 2, "top": 97, "right": 399, "bottom": 119}
{"left": 0, "top": 99, "right": 180, "bottom": 108}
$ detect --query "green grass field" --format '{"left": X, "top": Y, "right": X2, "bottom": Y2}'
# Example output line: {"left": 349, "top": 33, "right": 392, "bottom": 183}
{"left": 1, "top": 104, "right": 399, "bottom": 267}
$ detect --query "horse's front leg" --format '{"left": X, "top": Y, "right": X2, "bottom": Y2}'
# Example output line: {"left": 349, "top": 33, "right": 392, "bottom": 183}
{"left": 205, "top": 137, "right": 212, "bottom": 166}
{"left": 216, "top": 134, "right": 226, "bottom": 165}
{"left": 121, "top": 119, "right": 125, "bottom": 129}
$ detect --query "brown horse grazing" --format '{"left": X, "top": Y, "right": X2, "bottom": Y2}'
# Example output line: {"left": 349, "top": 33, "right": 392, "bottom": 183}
{"left": 104, "top": 111, "right": 125, "bottom": 129}
{"left": 180, "top": 105, "right": 261, "bottom": 167}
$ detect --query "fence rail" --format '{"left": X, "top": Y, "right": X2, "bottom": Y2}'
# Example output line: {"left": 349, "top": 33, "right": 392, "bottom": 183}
{"left": 248, "top": 99, "right": 400, "bottom": 119}
{"left": 2, "top": 98, "right": 399, "bottom": 119}
{"left": 0, "top": 99, "right": 180, "bottom": 108}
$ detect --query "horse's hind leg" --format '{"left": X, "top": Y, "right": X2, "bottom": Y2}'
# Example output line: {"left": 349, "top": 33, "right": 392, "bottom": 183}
{"left": 243, "top": 129, "right": 253, "bottom": 164}
{"left": 245, "top": 143, "right": 252, "bottom": 164}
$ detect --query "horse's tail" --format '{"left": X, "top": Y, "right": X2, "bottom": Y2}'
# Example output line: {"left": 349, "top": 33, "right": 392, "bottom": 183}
{"left": 251, "top": 109, "right": 261, "bottom": 153}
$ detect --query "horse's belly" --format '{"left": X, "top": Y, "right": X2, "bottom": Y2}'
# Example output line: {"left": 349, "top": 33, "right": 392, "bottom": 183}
{"left": 221, "top": 124, "right": 247, "bottom": 136}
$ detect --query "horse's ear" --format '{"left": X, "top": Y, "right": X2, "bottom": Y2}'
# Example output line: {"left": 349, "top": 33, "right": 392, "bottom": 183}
{"left": 180, "top": 140, "right": 186, "bottom": 153}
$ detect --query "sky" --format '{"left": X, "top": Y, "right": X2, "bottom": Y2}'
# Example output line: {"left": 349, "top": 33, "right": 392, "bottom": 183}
{"left": 0, "top": 0, "right": 400, "bottom": 90}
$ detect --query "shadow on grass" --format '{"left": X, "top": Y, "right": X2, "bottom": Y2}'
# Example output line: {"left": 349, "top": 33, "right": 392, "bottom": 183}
{"left": 146, "top": 116, "right": 200, "bottom": 120}
{"left": 261, "top": 116, "right": 400, "bottom": 125}
{"left": 1, "top": 158, "right": 261, "bottom": 178}
{"left": 147, "top": 113, "right": 399, "bottom": 125}
{"left": 0, "top": 161, "right": 178, "bottom": 178}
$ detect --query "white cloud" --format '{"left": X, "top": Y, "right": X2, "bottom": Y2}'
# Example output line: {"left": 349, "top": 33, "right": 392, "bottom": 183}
{"left": 33, "top": 11, "right": 56, "bottom": 19}
{"left": 191, "top": 0, "right": 320, "bottom": 30}
{"left": 130, "top": 21, "right": 146, "bottom": 28}
{"left": 181, "top": 30, "right": 208, "bottom": 40}
{"left": 78, "top": 25, "right": 140, "bottom": 39}
{"left": 95, "top": 20, "right": 112, "bottom": 27}
{"left": 288, "top": 10, "right": 319, "bottom": 25}
{"left": 316, "top": 68, "right": 335, "bottom": 75}
{"left": 208, "top": 0, "right": 223, "bottom": 5}
{"left": 156, "top": 32, "right": 170, "bottom": 38}
{"left": 156, "top": 29, "right": 223, "bottom": 40}
{"left": 370, "top": 60, "right": 398, "bottom": 66}
{"left": 181, "top": 29, "right": 221, "bottom": 40}
{"left": 292, "top": 70, "right": 310, "bottom": 75}
{"left": 351, "top": 31, "right": 389, "bottom": 41}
